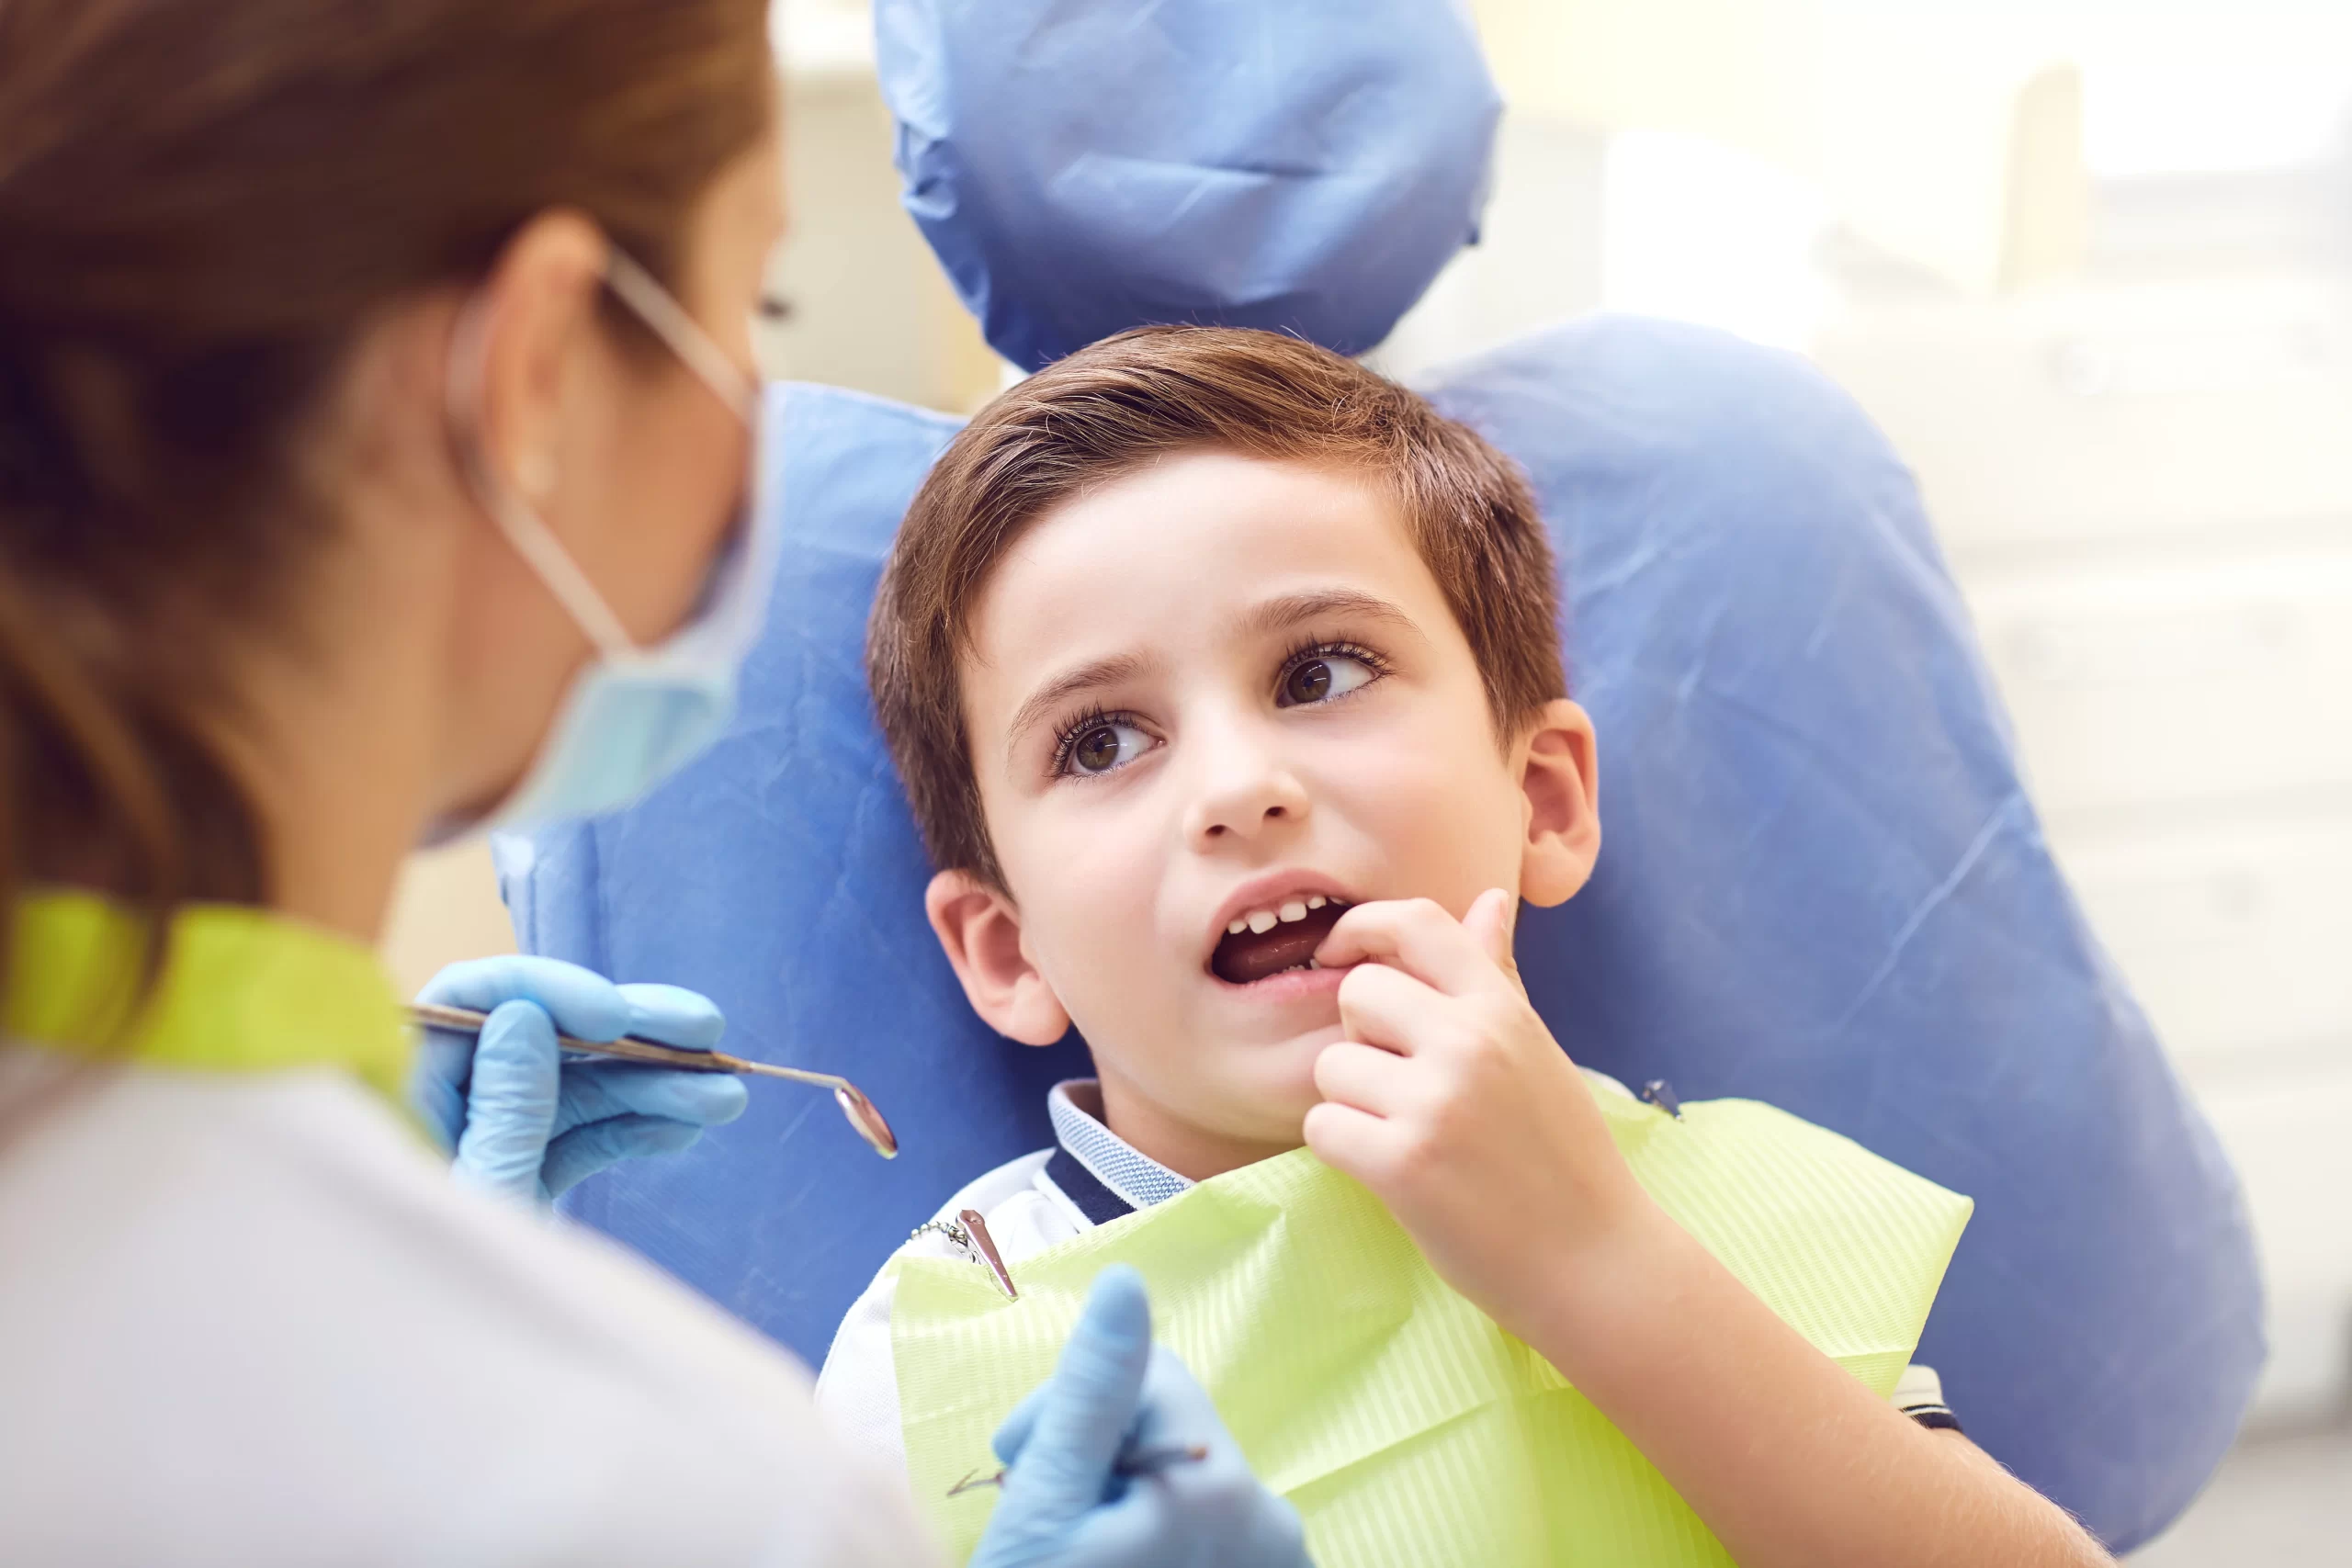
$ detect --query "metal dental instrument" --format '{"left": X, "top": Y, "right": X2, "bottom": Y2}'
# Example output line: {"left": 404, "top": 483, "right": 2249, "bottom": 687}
{"left": 946, "top": 1443, "right": 1212, "bottom": 1499}
{"left": 906, "top": 1216, "right": 1210, "bottom": 1498}
{"left": 910, "top": 1208, "right": 1020, "bottom": 1299}
{"left": 407, "top": 1001, "right": 898, "bottom": 1158}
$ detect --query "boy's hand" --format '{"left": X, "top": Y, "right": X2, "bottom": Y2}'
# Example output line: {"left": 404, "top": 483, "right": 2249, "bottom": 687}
{"left": 1304, "top": 889, "right": 1652, "bottom": 1341}
{"left": 1308, "top": 894, "right": 2118, "bottom": 1568}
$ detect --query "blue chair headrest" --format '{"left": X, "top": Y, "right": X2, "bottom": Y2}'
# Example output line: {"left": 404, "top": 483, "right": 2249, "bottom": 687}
{"left": 874, "top": 0, "right": 1500, "bottom": 370}
{"left": 510, "top": 339, "right": 2258, "bottom": 1551}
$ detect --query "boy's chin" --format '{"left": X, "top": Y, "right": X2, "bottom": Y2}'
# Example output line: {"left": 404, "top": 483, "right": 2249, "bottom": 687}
{"left": 1223, "top": 1032, "right": 1343, "bottom": 1143}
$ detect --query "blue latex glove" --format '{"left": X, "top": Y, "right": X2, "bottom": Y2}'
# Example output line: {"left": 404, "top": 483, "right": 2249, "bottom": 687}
{"left": 412, "top": 954, "right": 749, "bottom": 1204}
{"left": 971, "top": 1266, "right": 1309, "bottom": 1568}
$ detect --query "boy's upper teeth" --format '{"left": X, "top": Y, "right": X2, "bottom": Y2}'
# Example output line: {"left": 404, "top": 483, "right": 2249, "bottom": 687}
{"left": 1225, "top": 895, "right": 1348, "bottom": 940}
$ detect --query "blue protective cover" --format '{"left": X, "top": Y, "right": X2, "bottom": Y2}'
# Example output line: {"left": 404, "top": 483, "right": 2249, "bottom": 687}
{"left": 875, "top": 0, "right": 1499, "bottom": 370}
{"left": 505, "top": 1, "right": 2263, "bottom": 1551}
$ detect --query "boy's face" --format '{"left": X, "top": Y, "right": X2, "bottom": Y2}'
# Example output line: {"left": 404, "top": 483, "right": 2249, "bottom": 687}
{"left": 929, "top": 451, "right": 1599, "bottom": 1176}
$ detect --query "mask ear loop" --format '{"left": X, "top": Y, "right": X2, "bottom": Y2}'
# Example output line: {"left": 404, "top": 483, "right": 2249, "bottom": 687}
{"left": 601, "top": 249, "right": 761, "bottom": 423}
{"left": 594, "top": 247, "right": 767, "bottom": 629}
{"left": 443, "top": 287, "right": 643, "bottom": 660}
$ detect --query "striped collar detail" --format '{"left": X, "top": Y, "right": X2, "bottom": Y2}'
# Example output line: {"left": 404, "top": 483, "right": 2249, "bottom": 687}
{"left": 1046, "top": 1078, "right": 1193, "bottom": 1217}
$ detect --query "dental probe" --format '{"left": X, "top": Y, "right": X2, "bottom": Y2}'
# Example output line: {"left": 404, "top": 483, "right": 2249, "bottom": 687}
{"left": 946, "top": 1444, "right": 1212, "bottom": 1498}
{"left": 407, "top": 1001, "right": 898, "bottom": 1159}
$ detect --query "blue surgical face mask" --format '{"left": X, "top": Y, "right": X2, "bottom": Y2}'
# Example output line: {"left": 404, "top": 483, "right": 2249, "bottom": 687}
{"left": 438, "top": 249, "right": 778, "bottom": 837}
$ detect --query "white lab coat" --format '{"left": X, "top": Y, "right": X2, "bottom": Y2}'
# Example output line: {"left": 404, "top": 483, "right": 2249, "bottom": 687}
{"left": 0, "top": 1050, "right": 935, "bottom": 1567}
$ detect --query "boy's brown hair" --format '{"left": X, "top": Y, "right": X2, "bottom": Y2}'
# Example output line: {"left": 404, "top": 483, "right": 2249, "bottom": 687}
{"left": 868, "top": 325, "right": 1566, "bottom": 886}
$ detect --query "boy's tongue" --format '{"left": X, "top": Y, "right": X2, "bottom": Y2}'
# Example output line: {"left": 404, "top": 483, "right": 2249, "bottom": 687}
{"left": 1212, "top": 901, "right": 1346, "bottom": 985}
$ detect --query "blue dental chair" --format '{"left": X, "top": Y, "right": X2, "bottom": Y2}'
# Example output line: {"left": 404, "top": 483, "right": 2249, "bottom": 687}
{"left": 502, "top": 0, "right": 2262, "bottom": 1550}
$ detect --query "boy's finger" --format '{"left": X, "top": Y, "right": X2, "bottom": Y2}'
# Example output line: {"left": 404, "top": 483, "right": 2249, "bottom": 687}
{"left": 1312, "top": 1039, "right": 1419, "bottom": 1116}
{"left": 1462, "top": 889, "right": 1526, "bottom": 998}
{"left": 1314, "top": 897, "right": 1511, "bottom": 998}
{"left": 1335, "top": 960, "right": 1453, "bottom": 1056}
{"left": 1303, "top": 1098, "right": 1408, "bottom": 1187}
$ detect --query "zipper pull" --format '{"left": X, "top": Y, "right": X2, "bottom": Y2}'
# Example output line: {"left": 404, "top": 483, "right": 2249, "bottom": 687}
{"left": 910, "top": 1208, "right": 1019, "bottom": 1301}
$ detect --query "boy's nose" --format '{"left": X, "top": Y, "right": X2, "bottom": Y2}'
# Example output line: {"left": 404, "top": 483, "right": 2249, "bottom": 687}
{"left": 1183, "top": 741, "right": 1312, "bottom": 848}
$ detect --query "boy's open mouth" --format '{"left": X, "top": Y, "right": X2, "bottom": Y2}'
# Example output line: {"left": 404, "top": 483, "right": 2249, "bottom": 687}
{"left": 1210, "top": 895, "right": 1351, "bottom": 985}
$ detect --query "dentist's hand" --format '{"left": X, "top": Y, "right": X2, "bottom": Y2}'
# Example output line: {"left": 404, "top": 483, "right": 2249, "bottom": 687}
{"left": 971, "top": 1266, "right": 1309, "bottom": 1568}
{"left": 411, "top": 954, "right": 748, "bottom": 1205}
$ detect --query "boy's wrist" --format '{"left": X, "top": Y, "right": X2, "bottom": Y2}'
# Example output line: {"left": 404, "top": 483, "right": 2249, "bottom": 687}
{"left": 1509, "top": 1190, "right": 1706, "bottom": 1390}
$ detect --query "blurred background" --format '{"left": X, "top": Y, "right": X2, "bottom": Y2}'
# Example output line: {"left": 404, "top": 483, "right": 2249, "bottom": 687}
{"left": 382, "top": 2, "right": 2352, "bottom": 1554}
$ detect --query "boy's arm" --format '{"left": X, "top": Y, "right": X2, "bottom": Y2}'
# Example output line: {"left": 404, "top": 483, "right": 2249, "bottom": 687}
{"left": 1305, "top": 894, "right": 2113, "bottom": 1568}
{"left": 1526, "top": 1185, "right": 2108, "bottom": 1568}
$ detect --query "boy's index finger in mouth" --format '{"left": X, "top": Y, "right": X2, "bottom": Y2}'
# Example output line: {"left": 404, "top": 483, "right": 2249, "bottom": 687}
{"left": 1313, "top": 897, "right": 1515, "bottom": 998}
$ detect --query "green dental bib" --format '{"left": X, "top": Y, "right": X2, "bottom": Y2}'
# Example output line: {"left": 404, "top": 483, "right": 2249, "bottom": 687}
{"left": 892, "top": 1089, "right": 1972, "bottom": 1566}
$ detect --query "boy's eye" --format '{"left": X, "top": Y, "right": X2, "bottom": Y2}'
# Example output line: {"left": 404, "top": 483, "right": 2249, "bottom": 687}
{"left": 1278, "top": 651, "right": 1378, "bottom": 707}
{"left": 1064, "top": 718, "right": 1152, "bottom": 776}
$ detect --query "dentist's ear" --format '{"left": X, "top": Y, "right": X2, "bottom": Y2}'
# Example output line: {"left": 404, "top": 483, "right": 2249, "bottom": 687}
{"left": 1515, "top": 698, "right": 1601, "bottom": 908}
{"left": 925, "top": 869, "right": 1073, "bottom": 1046}
{"left": 466, "top": 209, "right": 609, "bottom": 510}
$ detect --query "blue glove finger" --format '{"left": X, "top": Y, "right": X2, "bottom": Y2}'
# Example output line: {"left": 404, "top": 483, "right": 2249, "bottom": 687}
{"left": 991, "top": 1266, "right": 1154, "bottom": 1527}
{"left": 553, "top": 1059, "right": 750, "bottom": 1135}
{"left": 555, "top": 981, "right": 740, "bottom": 1133}
{"left": 417, "top": 954, "right": 633, "bottom": 1042}
{"left": 1059, "top": 1345, "right": 1307, "bottom": 1568}
{"left": 541, "top": 1113, "right": 705, "bottom": 1200}
{"left": 1060, "top": 1468, "right": 1307, "bottom": 1568}
{"left": 1128, "top": 1345, "right": 1227, "bottom": 1444}
{"left": 990, "top": 1379, "right": 1051, "bottom": 1468}
{"left": 413, "top": 958, "right": 601, "bottom": 1153}
{"left": 976, "top": 1322, "right": 1311, "bottom": 1568}
{"left": 615, "top": 982, "right": 727, "bottom": 1050}
{"left": 450, "top": 999, "right": 562, "bottom": 1203}
{"left": 989, "top": 1332, "right": 1207, "bottom": 1472}
{"left": 408, "top": 1027, "right": 474, "bottom": 1156}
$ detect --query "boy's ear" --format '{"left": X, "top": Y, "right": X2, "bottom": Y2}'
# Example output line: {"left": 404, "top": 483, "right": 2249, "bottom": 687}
{"left": 1517, "top": 697, "right": 1602, "bottom": 908}
{"left": 923, "top": 869, "right": 1072, "bottom": 1047}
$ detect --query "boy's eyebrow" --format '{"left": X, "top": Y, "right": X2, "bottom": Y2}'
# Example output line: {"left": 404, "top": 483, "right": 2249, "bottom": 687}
{"left": 1236, "top": 588, "right": 1422, "bottom": 641}
{"left": 1004, "top": 651, "right": 1155, "bottom": 755}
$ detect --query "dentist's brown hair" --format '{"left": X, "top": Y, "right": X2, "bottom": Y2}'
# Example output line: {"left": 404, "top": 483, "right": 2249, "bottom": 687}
{"left": 0, "top": 0, "right": 771, "bottom": 1009}
{"left": 869, "top": 325, "right": 1567, "bottom": 889}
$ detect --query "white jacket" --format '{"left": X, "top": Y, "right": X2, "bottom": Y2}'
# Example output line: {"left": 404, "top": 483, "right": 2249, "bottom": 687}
{"left": 0, "top": 1052, "right": 933, "bottom": 1567}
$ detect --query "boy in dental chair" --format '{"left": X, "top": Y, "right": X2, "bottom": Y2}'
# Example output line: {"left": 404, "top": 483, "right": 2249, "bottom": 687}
{"left": 818, "top": 325, "right": 2107, "bottom": 1566}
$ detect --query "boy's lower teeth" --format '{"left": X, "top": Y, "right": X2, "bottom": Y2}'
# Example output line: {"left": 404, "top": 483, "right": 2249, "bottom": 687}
{"left": 1211, "top": 901, "right": 1346, "bottom": 984}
